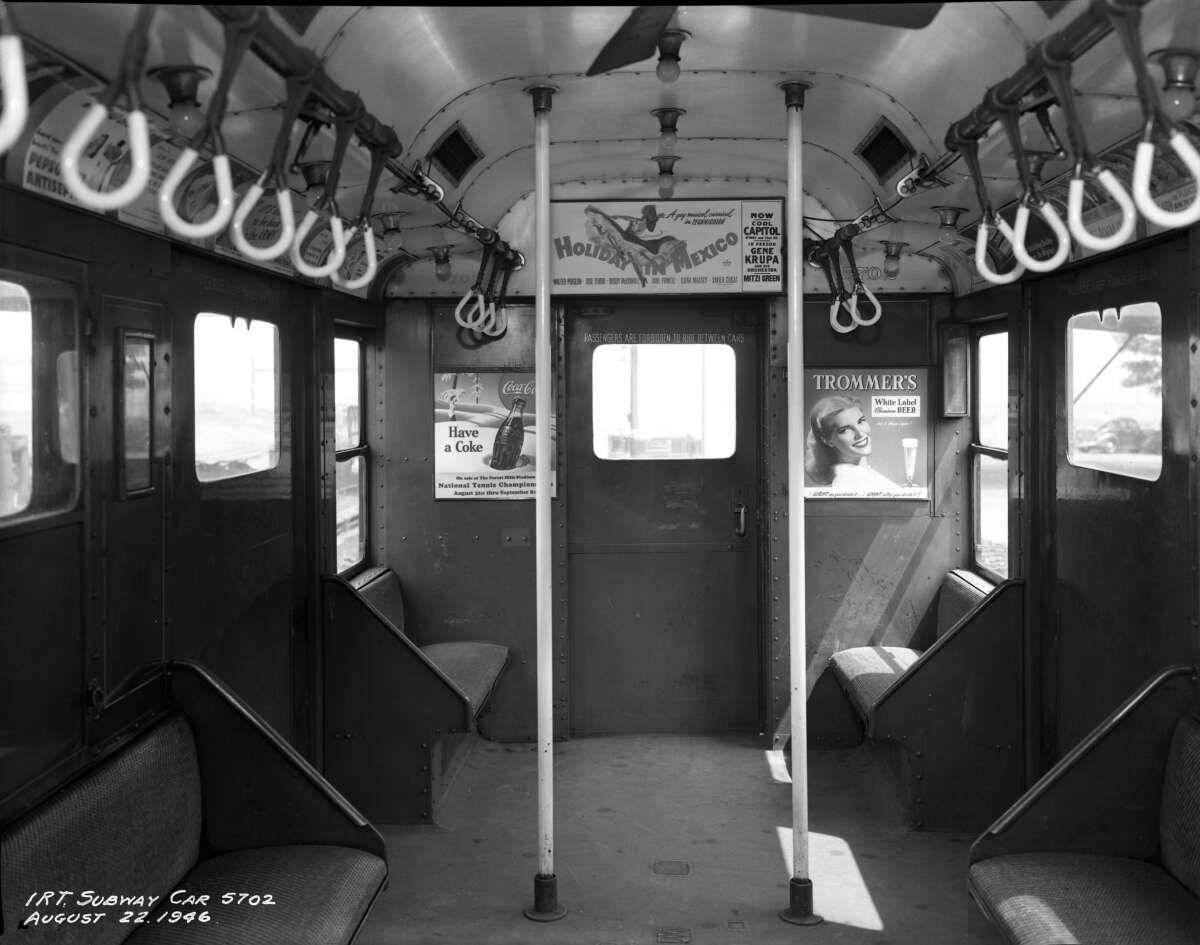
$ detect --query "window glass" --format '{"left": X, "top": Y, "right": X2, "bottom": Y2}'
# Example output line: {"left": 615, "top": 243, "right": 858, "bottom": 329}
{"left": 334, "top": 338, "right": 361, "bottom": 451}
{"left": 593, "top": 344, "right": 735, "bottom": 460}
{"left": 1067, "top": 302, "right": 1162, "bottom": 482}
{"left": 0, "top": 284, "right": 32, "bottom": 516}
{"left": 336, "top": 455, "right": 364, "bottom": 571}
{"left": 1, "top": 276, "right": 78, "bottom": 522}
{"left": 977, "top": 332, "right": 1008, "bottom": 449}
{"left": 121, "top": 334, "right": 153, "bottom": 494}
{"left": 194, "top": 313, "right": 279, "bottom": 482}
{"left": 974, "top": 453, "right": 1008, "bottom": 579}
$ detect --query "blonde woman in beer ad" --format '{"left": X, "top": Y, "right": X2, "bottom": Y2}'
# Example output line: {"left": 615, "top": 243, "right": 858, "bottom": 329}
{"left": 803, "top": 370, "right": 928, "bottom": 499}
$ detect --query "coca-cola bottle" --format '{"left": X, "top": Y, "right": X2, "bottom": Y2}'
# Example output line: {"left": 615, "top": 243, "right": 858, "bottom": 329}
{"left": 490, "top": 397, "right": 526, "bottom": 470}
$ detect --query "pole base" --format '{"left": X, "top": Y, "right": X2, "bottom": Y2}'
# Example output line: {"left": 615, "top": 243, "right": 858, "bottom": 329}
{"left": 779, "top": 877, "right": 823, "bottom": 926}
{"left": 523, "top": 873, "right": 567, "bottom": 922}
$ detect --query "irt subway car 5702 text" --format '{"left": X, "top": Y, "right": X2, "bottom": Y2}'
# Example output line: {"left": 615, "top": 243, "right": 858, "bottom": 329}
{"left": 1, "top": 3, "right": 1199, "bottom": 944}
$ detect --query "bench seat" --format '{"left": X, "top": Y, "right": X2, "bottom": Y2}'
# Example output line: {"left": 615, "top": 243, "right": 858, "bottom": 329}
{"left": 352, "top": 566, "right": 508, "bottom": 722}
{"left": 2, "top": 709, "right": 385, "bottom": 944}
{"left": 830, "top": 568, "right": 995, "bottom": 720}
{"left": 970, "top": 712, "right": 1200, "bottom": 945}
{"left": 969, "top": 852, "right": 1200, "bottom": 945}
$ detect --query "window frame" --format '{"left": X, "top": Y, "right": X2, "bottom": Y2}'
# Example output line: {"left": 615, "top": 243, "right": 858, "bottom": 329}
{"left": 192, "top": 312, "right": 282, "bottom": 484}
{"left": 333, "top": 333, "right": 368, "bottom": 576}
{"left": 969, "top": 322, "right": 1009, "bottom": 582}
{"left": 0, "top": 250, "right": 85, "bottom": 532}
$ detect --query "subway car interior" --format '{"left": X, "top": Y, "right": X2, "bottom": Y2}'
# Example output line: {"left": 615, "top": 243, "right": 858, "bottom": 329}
{"left": 2, "top": 2, "right": 1200, "bottom": 944}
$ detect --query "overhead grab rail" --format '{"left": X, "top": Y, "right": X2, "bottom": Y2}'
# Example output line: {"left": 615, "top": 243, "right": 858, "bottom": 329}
{"left": 0, "top": 2, "right": 28, "bottom": 156}
{"left": 289, "top": 93, "right": 363, "bottom": 278}
{"left": 1036, "top": 42, "right": 1137, "bottom": 251}
{"left": 987, "top": 86, "right": 1072, "bottom": 273}
{"left": 331, "top": 123, "right": 402, "bottom": 290}
{"left": 204, "top": 4, "right": 512, "bottom": 269}
{"left": 59, "top": 5, "right": 155, "bottom": 210}
{"left": 158, "top": 8, "right": 262, "bottom": 239}
{"left": 229, "top": 51, "right": 320, "bottom": 261}
{"left": 1108, "top": 0, "right": 1200, "bottom": 229}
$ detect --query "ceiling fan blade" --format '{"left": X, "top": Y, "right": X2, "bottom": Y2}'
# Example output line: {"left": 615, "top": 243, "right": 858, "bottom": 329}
{"left": 586, "top": 5, "right": 679, "bottom": 76}
{"left": 757, "top": 4, "right": 944, "bottom": 30}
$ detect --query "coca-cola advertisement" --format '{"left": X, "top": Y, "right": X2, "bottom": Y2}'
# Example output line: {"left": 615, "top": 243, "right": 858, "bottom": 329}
{"left": 433, "top": 370, "right": 556, "bottom": 499}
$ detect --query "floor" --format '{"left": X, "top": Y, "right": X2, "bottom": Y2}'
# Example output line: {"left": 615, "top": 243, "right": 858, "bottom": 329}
{"left": 358, "top": 736, "right": 1006, "bottom": 945}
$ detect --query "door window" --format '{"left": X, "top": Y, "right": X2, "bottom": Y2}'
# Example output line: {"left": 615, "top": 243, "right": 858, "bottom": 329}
{"left": 592, "top": 343, "right": 735, "bottom": 459}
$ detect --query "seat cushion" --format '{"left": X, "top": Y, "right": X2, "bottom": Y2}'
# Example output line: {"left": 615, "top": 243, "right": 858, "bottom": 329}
{"left": 1, "top": 713, "right": 201, "bottom": 945}
{"left": 829, "top": 646, "right": 921, "bottom": 719}
{"left": 421, "top": 642, "right": 509, "bottom": 716}
{"left": 128, "top": 844, "right": 386, "bottom": 945}
{"left": 969, "top": 852, "right": 1200, "bottom": 945}
{"left": 1161, "top": 714, "right": 1200, "bottom": 898}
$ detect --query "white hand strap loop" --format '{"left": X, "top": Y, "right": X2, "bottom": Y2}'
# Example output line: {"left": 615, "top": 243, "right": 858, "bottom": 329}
{"left": 230, "top": 174, "right": 296, "bottom": 261}
{"left": 158, "top": 150, "right": 235, "bottom": 239}
{"left": 0, "top": 35, "right": 28, "bottom": 155}
{"left": 60, "top": 104, "right": 152, "bottom": 211}
{"left": 1067, "top": 168, "right": 1137, "bottom": 252}
{"left": 330, "top": 225, "right": 378, "bottom": 291}
{"left": 848, "top": 283, "right": 882, "bottom": 327}
{"left": 1132, "top": 131, "right": 1200, "bottom": 229}
{"left": 974, "top": 216, "right": 1027, "bottom": 286}
{"left": 289, "top": 209, "right": 347, "bottom": 278}
{"left": 1010, "top": 201, "right": 1071, "bottom": 274}
{"left": 829, "top": 297, "right": 855, "bottom": 334}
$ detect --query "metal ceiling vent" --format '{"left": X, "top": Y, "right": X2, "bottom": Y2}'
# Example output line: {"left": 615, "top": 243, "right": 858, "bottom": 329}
{"left": 427, "top": 123, "right": 483, "bottom": 187}
{"left": 855, "top": 117, "right": 916, "bottom": 185}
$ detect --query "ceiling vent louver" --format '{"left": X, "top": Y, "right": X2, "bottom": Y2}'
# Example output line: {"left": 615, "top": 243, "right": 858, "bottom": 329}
{"left": 427, "top": 123, "right": 483, "bottom": 188}
{"left": 854, "top": 117, "right": 916, "bottom": 186}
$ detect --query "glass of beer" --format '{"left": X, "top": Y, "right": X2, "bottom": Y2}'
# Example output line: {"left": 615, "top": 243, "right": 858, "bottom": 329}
{"left": 902, "top": 438, "right": 918, "bottom": 486}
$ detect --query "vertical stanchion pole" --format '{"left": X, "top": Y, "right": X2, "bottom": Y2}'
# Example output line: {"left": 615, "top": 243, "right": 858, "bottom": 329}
{"left": 523, "top": 83, "right": 566, "bottom": 923}
{"left": 778, "top": 79, "right": 822, "bottom": 928}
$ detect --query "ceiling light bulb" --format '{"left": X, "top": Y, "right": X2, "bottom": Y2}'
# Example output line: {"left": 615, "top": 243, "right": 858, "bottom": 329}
{"left": 882, "top": 241, "right": 908, "bottom": 279}
{"left": 168, "top": 100, "right": 204, "bottom": 139}
{"left": 1162, "top": 85, "right": 1197, "bottom": 122}
{"left": 659, "top": 129, "right": 678, "bottom": 154}
{"left": 656, "top": 56, "right": 681, "bottom": 84}
{"left": 1150, "top": 48, "right": 1199, "bottom": 123}
{"left": 658, "top": 174, "right": 675, "bottom": 199}
{"left": 435, "top": 259, "right": 452, "bottom": 281}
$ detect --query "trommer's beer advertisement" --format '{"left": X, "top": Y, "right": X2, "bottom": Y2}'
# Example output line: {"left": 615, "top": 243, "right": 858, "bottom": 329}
{"left": 803, "top": 368, "right": 929, "bottom": 500}
{"left": 433, "top": 371, "right": 556, "bottom": 499}
{"left": 550, "top": 200, "right": 783, "bottom": 294}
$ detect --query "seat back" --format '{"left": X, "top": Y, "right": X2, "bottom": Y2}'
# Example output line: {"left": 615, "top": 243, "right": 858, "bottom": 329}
{"left": 935, "top": 569, "right": 994, "bottom": 640}
{"left": 1160, "top": 712, "right": 1200, "bottom": 898}
{"left": 354, "top": 566, "right": 408, "bottom": 637}
{"left": 0, "top": 713, "right": 202, "bottom": 944}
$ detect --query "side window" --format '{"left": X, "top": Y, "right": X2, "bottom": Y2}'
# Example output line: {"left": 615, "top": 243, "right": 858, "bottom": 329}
{"left": 1066, "top": 302, "right": 1161, "bottom": 482}
{"left": 194, "top": 313, "right": 280, "bottom": 481}
{"left": 972, "top": 328, "right": 1008, "bottom": 579}
{"left": 334, "top": 336, "right": 366, "bottom": 573}
{"left": 0, "top": 274, "right": 80, "bottom": 524}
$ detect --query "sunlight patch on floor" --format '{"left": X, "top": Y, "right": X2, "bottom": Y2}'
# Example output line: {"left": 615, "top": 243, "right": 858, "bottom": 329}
{"left": 776, "top": 827, "right": 885, "bottom": 931}
{"left": 765, "top": 748, "right": 790, "bottom": 783}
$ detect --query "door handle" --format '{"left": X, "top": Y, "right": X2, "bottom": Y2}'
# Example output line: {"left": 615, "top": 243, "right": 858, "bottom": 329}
{"left": 734, "top": 503, "right": 747, "bottom": 538}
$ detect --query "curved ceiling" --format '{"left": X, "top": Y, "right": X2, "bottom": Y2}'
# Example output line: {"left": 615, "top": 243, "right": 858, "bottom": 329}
{"left": 8, "top": 2, "right": 1200, "bottom": 296}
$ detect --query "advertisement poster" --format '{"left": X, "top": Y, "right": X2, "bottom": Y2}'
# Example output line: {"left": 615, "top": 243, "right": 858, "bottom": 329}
{"left": 550, "top": 199, "right": 782, "bottom": 293}
{"left": 433, "top": 371, "right": 556, "bottom": 499}
{"left": 803, "top": 368, "right": 928, "bottom": 499}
